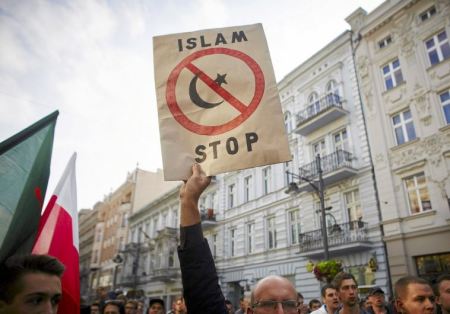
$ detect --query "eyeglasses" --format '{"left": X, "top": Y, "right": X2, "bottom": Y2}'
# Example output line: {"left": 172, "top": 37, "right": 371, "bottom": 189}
{"left": 252, "top": 300, "right": 299, "bottom": 313}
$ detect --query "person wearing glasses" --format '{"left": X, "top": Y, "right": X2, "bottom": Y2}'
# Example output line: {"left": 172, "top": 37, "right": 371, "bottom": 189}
{"left": 178, "top": 164, "right": 301, "bottom": 313}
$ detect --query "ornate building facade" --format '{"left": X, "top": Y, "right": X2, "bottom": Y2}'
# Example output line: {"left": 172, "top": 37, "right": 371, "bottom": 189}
{"left": 347, "top": 0, "right": 450, "bottom": 283}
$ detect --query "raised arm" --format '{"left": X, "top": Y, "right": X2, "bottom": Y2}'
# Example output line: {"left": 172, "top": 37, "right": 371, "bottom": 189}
{"left": 178, "top": 164, "right": 227, "bottom": 314}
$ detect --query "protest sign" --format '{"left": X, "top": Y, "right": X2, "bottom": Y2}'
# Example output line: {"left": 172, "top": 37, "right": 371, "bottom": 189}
{"left": 153, "top": 23, "right": 291, "bottom": 180}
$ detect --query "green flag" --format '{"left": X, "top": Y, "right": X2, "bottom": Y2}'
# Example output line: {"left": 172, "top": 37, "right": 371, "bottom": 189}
{"left": 0, "top": 111, "right": 58, "bottom": 263}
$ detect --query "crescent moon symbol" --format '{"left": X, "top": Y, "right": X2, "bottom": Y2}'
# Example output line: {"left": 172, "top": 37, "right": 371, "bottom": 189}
{"left": 189, "top": 75, "right": 224, "bottom": 109}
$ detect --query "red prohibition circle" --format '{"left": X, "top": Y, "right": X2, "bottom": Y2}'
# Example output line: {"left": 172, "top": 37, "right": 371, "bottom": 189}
{"left": 165, "top": 47, "right": 265, "bottom": 135}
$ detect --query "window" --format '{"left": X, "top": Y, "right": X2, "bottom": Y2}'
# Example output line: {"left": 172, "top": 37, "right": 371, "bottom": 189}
{"left": 326, "top": 80, "right": 340, "bottom": 105}
{"left": 307, "top": 92, "right": 321, "bottom": 116}
{"left": 230, "top": 229, "right": 236, "bottom": 257}
{"left": 246, "top": 223, "right": 255, "bottom": 253}
{"left": 404, "top": 173, "right": 432, "bottom": 214}
{"left": 378, "top": 35, "right": 392, "bottom": 49}
{"left": 312, "top": 139, "right": 326, "bottom": 157}
{"left": 334, "top": 129, "right": 349, "bottom": 152}
{"left": 244, "top": 176, "right": 252, "bottom": 202}
{"left": 199, "top": 196, "right": 206, "bottom": 211}
{"left": 288, "top": 210, "right": 301, "bottom": 245}
{"left": 382, "top": 59, "right": 404, "bottom": 90}
{"left": 420, "top": 6, "right": 436, "bottom": 22}
{"left": 425, "top": 30, "right": 450, "bottom": 65}
{"left": 168, "top": 250, "right": 175, "bottom": 267}
{"left": 284, "top": 111, "right": 292, "bottom": 133}
{"left": 440, "top": 90, "right": 450, "bottom": 124}
{"left": 172, "top": 209, "right": 178, "bottom": 228}
{"left": 415, "top": 253, "right": 450, "bottom": 283}
{"left": 284, "top": 160, "right": 293, "bottom": 185}
{"left": 263, "top": 167, "right": 271, "bottom": 195}
{"left": 345, "top": 190, "right": 362, "bottom": 225}
{"left": 210, "top": 191, "right": 217, "bottom": 209}
{"left": 152, "top": 217, "right": 158, "bottom": 236}
{"left": 392, "top": 109, "right": 416, "bottom": 145}
{"left": 228, "top": 184, "right": 235, "bottom": 208}
{"left": 267, "top": 216, "right": 277, "bottom": 249}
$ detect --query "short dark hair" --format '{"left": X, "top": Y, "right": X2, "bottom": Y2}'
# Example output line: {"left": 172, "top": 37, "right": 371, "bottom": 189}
{"left": 103, "top": 300, "right": 125, "bottom": 314}
{"left": 225, "top": 299, "right": 232, "bottom": 305}
{"left": 297, "top": 292, "right": 304, "bottom": 299}
{"left": 394, "top": 276, "right": 431, "bottom": 299}
{"left": 149, "top": 298, "right": 165, "bottom": 308}
{"left": 0, "top": 254, "right": 65, "bottom": 303}
{"left": 332, "top": 272, "right": 357, "bottom": 291}
{"left": 321, "top": 283, "right": 336, "bottom": 298}
{"left": 309, "top": 299, "right": 321, "bottom": 308}
{"left": 434, "top": 274, "right": 450, "bottom": 296}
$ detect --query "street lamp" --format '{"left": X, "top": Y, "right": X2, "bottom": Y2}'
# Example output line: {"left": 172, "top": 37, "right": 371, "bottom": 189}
{"left": 112, "top": 254, "right": 123, "bottom": 290}
{"left": 285, "top": 154, "right": 330, "bottom": 260}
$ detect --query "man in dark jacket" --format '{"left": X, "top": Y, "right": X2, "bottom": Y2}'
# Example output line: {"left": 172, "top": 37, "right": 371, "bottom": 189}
{"left": 177, "top": 164, "right": 301, "bottom": 314}
{"left": 177, "top": 164, "right": 227, "bottom": 313}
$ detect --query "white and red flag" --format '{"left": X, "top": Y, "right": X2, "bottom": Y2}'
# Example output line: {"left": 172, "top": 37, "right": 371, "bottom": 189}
{"left": 32, "top": 153, "right": 79, "bottom": 314}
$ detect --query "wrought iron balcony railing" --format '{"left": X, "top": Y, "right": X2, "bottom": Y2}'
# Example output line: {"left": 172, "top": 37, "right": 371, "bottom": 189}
{"left": 299, "top": 150, "right": 353, "bottom": 180}
{"left": 298, "top": 220, "right": 369, "bottom": 252}
{"left": 296, "top": 93, "right": 342, "bottom": 125}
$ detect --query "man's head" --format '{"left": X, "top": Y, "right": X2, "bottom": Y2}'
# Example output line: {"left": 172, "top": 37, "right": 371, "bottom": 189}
{"left": 136, "top": 301, "right": 144, "bottom": 314}
{"left": 308, "top": 299, "right": 321, "bottom": 311}
{"left": 91, "top": 302, "right": 101, "bottom": 314}
{"left": 394, "top": 276, "right": 434, "bottom": 314}
{"left": 248, "top": 275, "right": 299, "bottom": 314}
{"left": 435, "top": 274, "right": 450, "bottom": 314}
{"left": 148, "top": 298, "right": 164, "bottom": 314}
{"left": 367, "top": 286, "right": 385, "bottom": 309}
{"left": 0, "top": 254, "right": 64, "bottom": 314}
{"left": 174, "top": 296, "right": 186, "bottom": 313}
{"left": 320, "top": 283, "right": 340, "bottom": 312}
{"left": 103, "top": 301, "right": 125, "bottom": 314}
{"left": 332, "top": 272, "right": 358, "bottom": 308}
{"left": 125, "top": 300, "right": 138, "bottom": 314}
{"left": 239, "top": 297, "right": 249, "bottom": 311}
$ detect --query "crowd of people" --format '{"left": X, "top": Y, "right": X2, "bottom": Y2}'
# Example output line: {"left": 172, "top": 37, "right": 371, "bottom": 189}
{"left": 0, "top": 164, "right": 449, "bottom": 314}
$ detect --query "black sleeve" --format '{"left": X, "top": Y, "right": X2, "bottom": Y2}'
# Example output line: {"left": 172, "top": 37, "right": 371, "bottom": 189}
{"left": 178, "top": 223, "right": 227, "bottom": 314}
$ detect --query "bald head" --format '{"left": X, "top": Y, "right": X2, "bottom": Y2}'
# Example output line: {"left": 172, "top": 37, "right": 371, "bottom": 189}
{"left": 251, "top": 275, "right": 298, "bottom": 305}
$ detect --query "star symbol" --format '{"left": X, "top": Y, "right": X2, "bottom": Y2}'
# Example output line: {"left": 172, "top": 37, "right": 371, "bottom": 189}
{"left": 214, "top": 73, "right": 227, "bottom": 86}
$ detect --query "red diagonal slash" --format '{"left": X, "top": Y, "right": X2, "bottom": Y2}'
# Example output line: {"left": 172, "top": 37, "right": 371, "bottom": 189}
{"left": 185, "top": 62, "right": 248, "bottom": 113}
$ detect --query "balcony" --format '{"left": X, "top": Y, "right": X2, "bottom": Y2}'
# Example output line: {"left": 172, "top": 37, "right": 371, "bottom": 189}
{"left": 200, "top": 208, "right": 217, "bottom": 230}
{"left": 297, "top": 150, "right": 357, "bottom": 192}
{"left": 298, "top": 220, "right": 372, "bottom": 258}
{"left": 152, "top": 267, "right": 178, "bottom": 282}
{"left": 295, "top": 94, "right": 348, "bottom": 136}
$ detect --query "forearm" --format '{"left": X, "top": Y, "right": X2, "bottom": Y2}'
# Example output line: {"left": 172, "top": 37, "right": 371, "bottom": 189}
{"left": 180, "top": 198, "right": 201, "bottom": 227}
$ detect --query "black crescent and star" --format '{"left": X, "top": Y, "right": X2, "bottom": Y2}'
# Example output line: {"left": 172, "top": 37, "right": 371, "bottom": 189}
{"left": 189, "top": 73, "right": 228, "bottom": 109}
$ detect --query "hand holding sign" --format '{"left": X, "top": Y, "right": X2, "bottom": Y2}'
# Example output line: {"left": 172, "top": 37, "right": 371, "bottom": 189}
{"left": 153, "top": 24, "right": 291, "bottom": 180}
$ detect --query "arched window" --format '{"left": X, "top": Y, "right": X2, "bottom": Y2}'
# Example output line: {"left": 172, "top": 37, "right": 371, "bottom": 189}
{"left": 326, "top": 80, "right": 340, "bottom": 105}
{"left": 284, "top": 111, "right": 292, "bottom": 133}
{"left": 307, "top": 92, "right": 320, "bottom": 116}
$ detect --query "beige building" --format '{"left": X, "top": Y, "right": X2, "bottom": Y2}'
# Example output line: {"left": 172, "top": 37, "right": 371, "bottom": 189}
{"left": 347, "top": 0, "right": 450, "bottom": 283}
{"left": 79, "top": 208, "right": 98, "bottom": 302}
{"left": 88, "top": 168, "right": 178, "bottom": 296}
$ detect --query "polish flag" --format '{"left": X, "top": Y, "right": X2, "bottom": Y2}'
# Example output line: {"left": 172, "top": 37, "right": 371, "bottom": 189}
{"left": 32, "top": 153, "right": 79, "bottom": 314}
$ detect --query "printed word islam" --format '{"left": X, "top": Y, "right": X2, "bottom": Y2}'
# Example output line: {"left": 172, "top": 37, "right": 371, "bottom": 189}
{"left": 177, "top": 30, "right": 248, "bottom": 51}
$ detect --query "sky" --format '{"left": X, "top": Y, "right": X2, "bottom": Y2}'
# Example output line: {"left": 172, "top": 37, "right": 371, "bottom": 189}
{"left": 0, "top": 0, "right": 385, "bottom": 210}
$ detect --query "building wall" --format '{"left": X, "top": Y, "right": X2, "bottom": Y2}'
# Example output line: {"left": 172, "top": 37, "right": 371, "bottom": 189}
{"left": 88, "top": 168, "right": 178, "bottom": 295}
{"left": 78, "top": 208, "right": 98, "bottom": 301}
{"left": 347, "top": 0, "right": 450, "bottom": 283}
